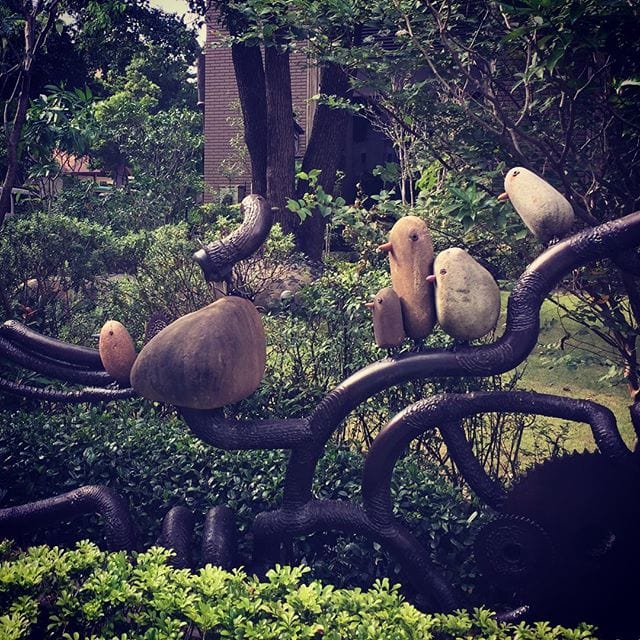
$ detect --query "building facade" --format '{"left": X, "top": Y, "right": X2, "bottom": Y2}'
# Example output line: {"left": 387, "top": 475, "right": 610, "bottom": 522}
{"left": 200, "top": 14, "right": 395, "bottom": 204}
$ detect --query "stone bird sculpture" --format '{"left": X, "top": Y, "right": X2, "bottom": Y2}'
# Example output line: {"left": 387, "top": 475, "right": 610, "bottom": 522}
{"left": 498, "top": 167, "right": 575, "bottom": 242}
{"left": 377, "top": 216, "right": 436, "bottom": 340}
{"left": 426, "top": 248, "right": 501, "bottom": 342}
{"left": 365, "top": 287, "right": 406, "bottom": 349}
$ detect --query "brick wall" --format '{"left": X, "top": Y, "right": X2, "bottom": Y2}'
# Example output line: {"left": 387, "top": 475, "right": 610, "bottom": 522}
{"left": 202, "top": 11, "right": 315, "bottom": 202}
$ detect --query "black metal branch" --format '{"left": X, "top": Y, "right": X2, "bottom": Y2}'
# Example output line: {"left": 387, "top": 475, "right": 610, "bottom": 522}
{"left": 0, "top": 320, "right": 103, "bottom": 368}
{"left": 0, "top": 485, "right": 136, "bottom": 551}
{"left": 362, "top": 391, "right": 632, "bottom": 528}
{"left": 193, "top": 194, "right": 274, "bottom": 282}
{"left": 202, "top": 505, "right": 237, "bottom": 570}
{"left": 180, "top": 210, "right": 640, "bottom": 510}
{"left": 157, "top": 505, "right": 196, "bottom": 569}
{"left": 178, "top": 408, "right": 311, "bottom": 450}
{"left": 0, "top": 375, "right": 135, "bottom": 403}
{"left": 0, "top": 336, "right": 114, "bottom": 386}
{"left": 252, "top": 498, "right": 461, "bottom": 612}
{"left": 279, "top": 210, "right": 640, "bottom": 505}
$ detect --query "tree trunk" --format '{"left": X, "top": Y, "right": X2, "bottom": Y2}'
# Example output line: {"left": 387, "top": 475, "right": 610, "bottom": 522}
{"left": 264, "top": 46, "right": 296, "bottom": 235}
{"left": 0, "top": 59, "right": 33, "bottom": 226}
{"left": 295, "top": 63, "right": 350, "bottom": 261}
{"left": 231, "top": 42, "right": 267, "bottom": 195}
{"left": 0, "top": 2, "right": 59, "bottom": 227}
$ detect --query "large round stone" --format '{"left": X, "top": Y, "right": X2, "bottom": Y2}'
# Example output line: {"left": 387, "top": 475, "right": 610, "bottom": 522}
{"left": 433, "top": 248, "right": 501, "bottom": 341}
{"left": 130, "top": 296, "right": 266, "bottom": 409}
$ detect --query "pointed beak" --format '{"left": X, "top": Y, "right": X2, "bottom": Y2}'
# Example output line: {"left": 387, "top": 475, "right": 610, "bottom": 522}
{"left": 364, "top": 302, "right": 375, "bottom": 310}
{"left": 497, "top": 192, "right": 509, "bottom": 202}
{"left": 425, "top": 274, "right": 437, "bottom": 285}
{"left": 377, "top": 241, "right": 393, "bottom": 253}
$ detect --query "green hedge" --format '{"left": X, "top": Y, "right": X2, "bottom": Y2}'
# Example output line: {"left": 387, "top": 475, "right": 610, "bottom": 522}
{"left": 0, "top": 403, "right": 481, "bottom": 591}
{"left": 0, "top": 542, "right": 596, "bottom": 640}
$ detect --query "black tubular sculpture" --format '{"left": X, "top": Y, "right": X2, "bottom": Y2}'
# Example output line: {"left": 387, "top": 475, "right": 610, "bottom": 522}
{"left": 1, "top": 193, "right": 640, "bottom": 635}
{"left": 0, "top": 486, "right": 136, "bottom": 551}
{"left": 193, "top": 193, "right": 274, "bottom": 282}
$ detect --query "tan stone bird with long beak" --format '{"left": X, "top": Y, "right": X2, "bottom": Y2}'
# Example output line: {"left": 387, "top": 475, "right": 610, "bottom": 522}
{"left": 498, "top": 167, "right": 575, "bottom": 242}
{"left": 426, "top": 248, "right": 501, "bottom": 342}
{"left": 365, "top": 287, "right": 406, "bottom": 349}
{"left": 377, "top": 216, "right": 436, "bottom": 340}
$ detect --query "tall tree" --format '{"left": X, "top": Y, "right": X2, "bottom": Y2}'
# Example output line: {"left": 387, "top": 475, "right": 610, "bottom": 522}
{"left": 1, "top": 0, "right": 200, "bottom": 226}
{"left": 1, "top": 0, "right": 61, "bottom": 225}
{"left": 332, "top": 0, "right": 640, "bottom": 398}
{"left": 196, "top": 0, "right": 354, "bottom": 256}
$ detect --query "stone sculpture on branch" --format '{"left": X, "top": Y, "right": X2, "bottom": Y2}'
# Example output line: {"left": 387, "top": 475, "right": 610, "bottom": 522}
{"left": 1, "top": 179, "right": 639, "bottom": 636}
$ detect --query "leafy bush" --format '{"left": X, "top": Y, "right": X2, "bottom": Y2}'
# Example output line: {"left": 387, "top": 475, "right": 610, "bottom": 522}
{"left": 0, "top": 210, "right": 129, "bottom": 330}
{"left": 95, "top": 218, "right": 301, "bottom": 345}
{"left": 0, "top": 402, "right": 481, "bottom": 592}
{"left": 0, "top": 542, "right": 596, "bottom": 640}
{"left": 94, "top": 222, "right": 215, "bottom": 341}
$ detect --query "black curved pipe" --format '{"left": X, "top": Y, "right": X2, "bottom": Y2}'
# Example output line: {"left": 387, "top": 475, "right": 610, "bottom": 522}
{"left": 202, "top": 505, "right": 237, "bottom": 570}
{"left": 0, "top": 375, "right": 135, "bottom": 403}
{"left": 285, "top": 210, "right": 640, "bottom": 506}
{"left": 157, "top": 505, "right": 196, "bottom": 569}
{"left": 0, "top": 485, "right": 136, "bottom": 551}
{"left": 362, "top": 391, "right": 632, "bottom": 526}
{"left": 252, "top": 498, "right": 461, "bottom": 612}
{"left": 0, "top": 336, "right": 114, "bottom": 386}
{"left": 0, "top": 320, "right": 103, "bottom": 368}
{"left": 180, "top": 210, "right": 640, "bottom": 545}
{"left": 179, "top": 408, "right": 310, "bottom": 450}
{"left": 193, "top": 194, "right": 273, "bottom": 282}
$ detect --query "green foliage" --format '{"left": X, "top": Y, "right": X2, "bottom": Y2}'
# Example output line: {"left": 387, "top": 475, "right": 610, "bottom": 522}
{"left": 241, "top": 258, "right": 390, "bottom": 423}
{"left": 95, "top": 222, "right": 215, "bottom": 340}
{"left": 123, "top": 107, "right": 203, "bottom": 223}
{"left": 0, "top": 210, "right": 125, "bottom": 330}
{"left": 0, "top": 402, "right": 287, "bottom": 552}
{"left": 0, "top": 402, "right": 481, "bottom": 588}
{"left": 287, "top": 169, "right": 346, "bottom": 222}
{"left": 66, "top": 0, "right": 200, "bottom": 101}
{"left": 0, "top": 541, "right": 596, "bottom": 639}
{"left": 22, "top": 84, "right": 96, "bottom": 186}
{"left": 321, "top": 0, "right": 640, "bottom": 392}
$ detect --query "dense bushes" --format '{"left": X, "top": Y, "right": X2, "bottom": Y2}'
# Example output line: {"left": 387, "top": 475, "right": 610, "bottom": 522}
{"left": 0, "top": 402, "right": 481, "bottom": 592}
{"left": 0, "top": 542, "right": 597, "bottom": 640}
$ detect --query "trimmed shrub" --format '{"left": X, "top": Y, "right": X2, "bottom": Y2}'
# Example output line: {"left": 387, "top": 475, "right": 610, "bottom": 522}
{"left": 0, "top": 541, "right": 597, "bottom": 640}
{"left": 0, "top": 403, "right": 480, "bottom": 592}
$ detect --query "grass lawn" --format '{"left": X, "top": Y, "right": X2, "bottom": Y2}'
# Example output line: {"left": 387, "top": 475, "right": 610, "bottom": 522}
{"left": 501, "top": 291, "right": 637, "bottom": 453}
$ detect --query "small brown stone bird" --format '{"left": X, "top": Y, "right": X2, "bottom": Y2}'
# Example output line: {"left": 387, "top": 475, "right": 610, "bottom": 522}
{"left": 365, "top": 287, "right": 406, "bottom": 349}
{"left": 98, "top": 320, "right": 138, "bottom": 385}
